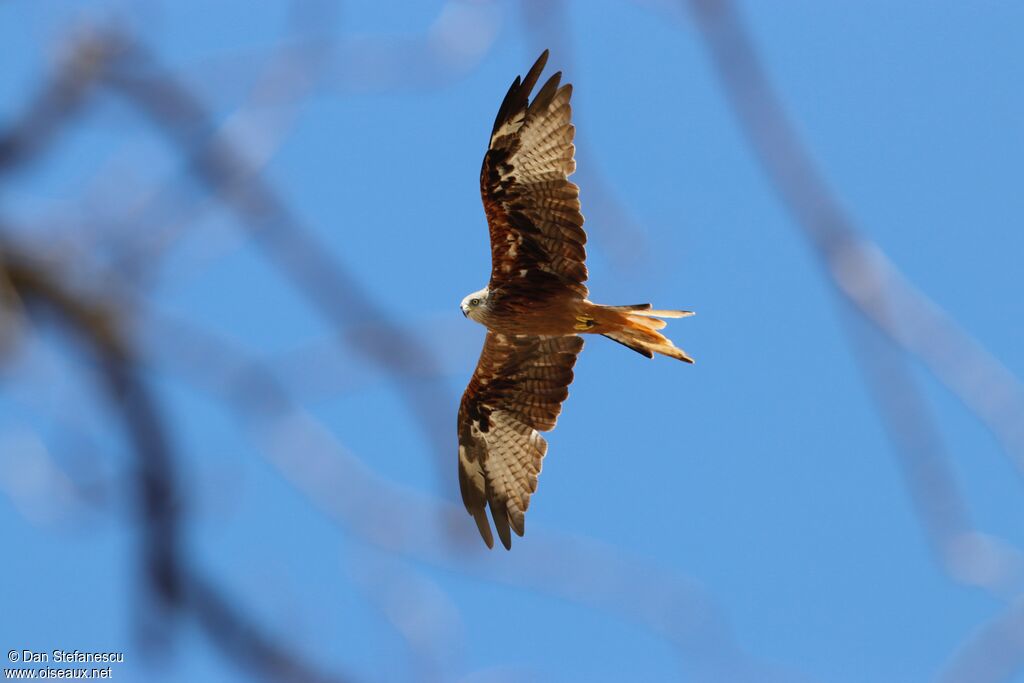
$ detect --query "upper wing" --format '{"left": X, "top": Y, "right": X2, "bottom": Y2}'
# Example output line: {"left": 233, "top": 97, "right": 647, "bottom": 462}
{"left": 480, "top": 50, "right": 588, "bottom": 301}
{"left": 458, "top": 331, "right": 584, "bottom": 549}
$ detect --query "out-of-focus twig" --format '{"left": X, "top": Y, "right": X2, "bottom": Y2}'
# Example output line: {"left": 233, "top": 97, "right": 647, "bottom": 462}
{"left": 936, "top": 595, "right": 1024, "bottom": 683}
{"left": 162, "top": 0, "right": 502, "bottom": 99}
{"left": 188, "top": 574, "right": 354, "bottom": 683}
{"left": 0, "top": 242, "right": 354, "bottom": 683}
{"left": 327, "top": 0, "right": 502, "bottom": 93}
{"left": 684, "top": 0, "right": 1024, "bottom": 679}
{"left": 145, "top": 312, "right": 816, "bottom": 683}
{"left": 0, "top": 30, "right": 115, "bottom": 177}
{"left": 90, "top": 36, "right": 457, "bottom": 497}
{"left": 3, "top": 244, "right": 184, "bottom": 642}
{"left": 686, "top": 0, "right": 1024, "bottom": 591}
{"left": 259, "top": 316, "right": 479, "bottom": 403}
{"left": 101, "top": 0, "right": 339, "bottom": 287}
{"left": 0, "top": 425, "right": 112, "bottom": 525}
{"left": 347, "top": 551, "right": 465, "bottom": 683}
{"left": 520, "top": 0, "right": 651, "bottom": 272}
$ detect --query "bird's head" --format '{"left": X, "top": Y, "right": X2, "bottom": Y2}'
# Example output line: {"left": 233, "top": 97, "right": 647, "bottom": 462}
{"left": 460, "top": 287, "right": 490, "bottom": 324}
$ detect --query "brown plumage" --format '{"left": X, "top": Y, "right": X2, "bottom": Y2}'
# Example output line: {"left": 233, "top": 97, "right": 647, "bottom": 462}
{"left": 458, "top": 51, "right": 694, "bottom": 549}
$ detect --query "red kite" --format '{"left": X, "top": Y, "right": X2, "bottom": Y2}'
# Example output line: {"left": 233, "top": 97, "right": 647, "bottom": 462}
{"left": 458, "top": 51, "right": 693, "bottom": 549}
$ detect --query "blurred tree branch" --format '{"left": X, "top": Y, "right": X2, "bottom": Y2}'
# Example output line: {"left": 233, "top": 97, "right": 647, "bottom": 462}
{"left": 4, "top": 1, "right": 1014, "bottom": 679}
{"left": 0, "top": 30, "right": 109, "bottom": 178}
{"left": 1, "top": 243, "right": 353, "bottom": 682}
{"left": 686, "top": 0, "right": 1024, "bottom": 591}
{"left": 144, "top": 311, "right": 803, "bottom": 682}
{"left": 102, "top": 35, "right": 459, "bottom": 496}
{"left": 521, "top": 0, "right": 652, "bottom": 272}
{"left": 685, "top": 0, "right": 1024, "bottom": 678}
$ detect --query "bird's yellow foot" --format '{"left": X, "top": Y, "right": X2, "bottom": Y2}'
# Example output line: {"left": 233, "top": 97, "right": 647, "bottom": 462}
{"left": 574, "top": 315, "right": 596, "bottom": 331}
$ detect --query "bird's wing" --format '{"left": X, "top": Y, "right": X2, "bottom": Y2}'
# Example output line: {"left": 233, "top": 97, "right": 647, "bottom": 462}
{"left": 458, "top": 331, "right": 584, "bottom": 549}
{"left": 480, "top": 50, "right": 588, "bottom": 301}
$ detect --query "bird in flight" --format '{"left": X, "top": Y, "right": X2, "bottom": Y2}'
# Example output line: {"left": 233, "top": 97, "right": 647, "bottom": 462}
{"left": 458, "top": 51, "right": 693, "bottom": 549}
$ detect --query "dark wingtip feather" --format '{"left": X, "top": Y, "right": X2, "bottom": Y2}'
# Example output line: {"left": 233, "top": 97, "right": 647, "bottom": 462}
{"left": 528, "top": 71, "right": 562, "bottom": 118}
{"left": 491, "top": 76, "right": 522, "bottom": 135}
{"left": 472, "top": 509, "right": 495, "bottom": 549}
{"left": 521, "top": 49, "right": 550, "bottom": 94}
{"left": 601, "top": 333, "right": 655, "bottom": 358}
{"left": 488, "top": 498, "right": 513, "bottom": 550}
{"left": 490, "top": 50, "right": 551, "bottom": 135}
{"left": 459, "top": 457, "right": 495, "bottom": 548}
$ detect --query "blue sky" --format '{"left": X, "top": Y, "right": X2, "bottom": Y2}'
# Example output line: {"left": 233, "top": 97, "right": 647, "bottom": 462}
{"left": 2, "top": 2, "right": 1024, "bottom": 682}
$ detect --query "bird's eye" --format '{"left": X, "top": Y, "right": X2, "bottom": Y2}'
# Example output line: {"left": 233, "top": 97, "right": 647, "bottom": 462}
{"left": 470, "top": 298, "right": 480, "bottom": 306}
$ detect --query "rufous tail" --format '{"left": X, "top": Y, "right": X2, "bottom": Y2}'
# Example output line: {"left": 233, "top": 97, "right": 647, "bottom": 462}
{"left": 588, "top": 303, "right": 694, "bottom": 362}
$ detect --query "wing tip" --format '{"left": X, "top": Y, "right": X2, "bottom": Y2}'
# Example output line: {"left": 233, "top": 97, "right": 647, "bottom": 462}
{"left": 472, "top": 508, "right": 495, "bottom": 549}
{"left": 459, "top": 447, "right": 496, "bottom": 549}
{"left": 529, "top": 49, "right": 550, "bottom": 82}
{"left": 488, "top": 498, "right": 514, "bottom": 550}
{"left": 490, "top": 49, "right": 555, "bottom": 136}
{"left": 528, "top": 70, "right": 563, "bottom": 117}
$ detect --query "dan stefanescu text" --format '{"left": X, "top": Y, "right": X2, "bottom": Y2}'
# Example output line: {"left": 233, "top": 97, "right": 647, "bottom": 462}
{"left": 17, "top": 650, "right": 123, "bottom": 664}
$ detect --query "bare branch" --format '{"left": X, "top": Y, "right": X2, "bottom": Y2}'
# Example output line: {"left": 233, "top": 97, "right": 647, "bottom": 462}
{"left": 685, "top": 0, "right": 1024, "bottom": 592}
{"left": 0, "top": 29, "right": 118, "bottom": 177}
{"left": 95, "top": 37, "right": 457, "bottom": 495}
{"left": 145, "top": 312, "right": 817, "bottom": 683}
{"left": 937, "top": 596, "right": 1024, "bottom": 683}
{"left": 1, "top": 242, "right": 354, "bottom": 683}
{"left": 520, "top": 0, "right": 652, "bottom": 271}
{"left": 101, "top": 0, "right": 340, "bottom": 287}
{"left": 683, "top": 1, "right": 1024, "bottom": 678}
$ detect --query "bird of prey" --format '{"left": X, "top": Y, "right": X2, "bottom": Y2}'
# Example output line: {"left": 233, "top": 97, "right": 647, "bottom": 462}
{"left": 458, "top": 50, "right": 693, "bottom": 549}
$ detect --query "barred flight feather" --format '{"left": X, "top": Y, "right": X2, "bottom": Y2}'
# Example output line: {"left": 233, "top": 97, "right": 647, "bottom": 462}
{"left": 458, "top": 331, "right": 583, "bottom": 548}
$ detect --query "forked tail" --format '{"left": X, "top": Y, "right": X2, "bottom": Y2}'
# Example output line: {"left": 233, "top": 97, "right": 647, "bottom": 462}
{"left": 592, "top": 303, "right": 695, "bottom": 363}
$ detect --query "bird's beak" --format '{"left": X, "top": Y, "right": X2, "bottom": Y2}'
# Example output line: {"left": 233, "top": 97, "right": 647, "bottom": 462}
{"left": 461, "top": 307, "right": 468, "bottom": 318}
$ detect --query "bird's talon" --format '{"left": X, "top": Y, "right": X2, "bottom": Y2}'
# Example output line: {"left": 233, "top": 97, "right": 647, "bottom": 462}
{"left": 574, "top": 316, "right": 595, "bottom": 331}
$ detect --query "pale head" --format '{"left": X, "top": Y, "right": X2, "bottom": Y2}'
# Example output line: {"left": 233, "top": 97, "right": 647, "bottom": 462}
{"left": 460, "top": 287, "right": 490, "bottom": 324}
